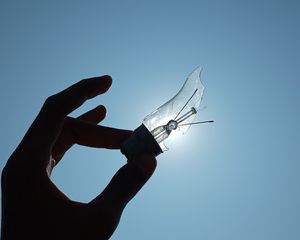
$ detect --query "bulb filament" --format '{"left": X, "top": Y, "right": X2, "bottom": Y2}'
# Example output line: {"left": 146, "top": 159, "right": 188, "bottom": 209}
{"left": 150, "top": 89, "right": 213, "bottom": 144}
{"left": 151, "top": 107, "right": 198, "bottom": 143}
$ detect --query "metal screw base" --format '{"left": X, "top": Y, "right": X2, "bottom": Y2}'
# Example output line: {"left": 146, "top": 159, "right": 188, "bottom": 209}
{"left": 121, "top": 124, "right": 162, "bottom": 161}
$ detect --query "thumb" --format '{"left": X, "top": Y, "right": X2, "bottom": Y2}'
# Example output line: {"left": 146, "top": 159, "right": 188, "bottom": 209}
{"left": 89, "top": 155, "right": 157, "bottom": 216}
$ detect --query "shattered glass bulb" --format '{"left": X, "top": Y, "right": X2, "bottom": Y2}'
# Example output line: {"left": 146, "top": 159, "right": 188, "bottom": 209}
{"left": 121, "top": 66, "right": 211, "bottom": 160}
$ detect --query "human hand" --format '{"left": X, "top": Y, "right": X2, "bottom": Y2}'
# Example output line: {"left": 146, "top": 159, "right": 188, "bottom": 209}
{"left": 1, "top": 76, "right": 157, "bottom": 239}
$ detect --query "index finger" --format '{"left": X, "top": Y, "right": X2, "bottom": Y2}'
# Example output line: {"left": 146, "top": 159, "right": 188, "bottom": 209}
{"left": 43, "top": 75, "right": 112, "bottom": 118}
{"left": 20, "top": 76, "right": 112, "bottom": 153}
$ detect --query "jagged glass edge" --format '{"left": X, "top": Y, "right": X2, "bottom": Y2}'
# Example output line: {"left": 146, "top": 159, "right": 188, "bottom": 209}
{"left": 157, "top": 66, "right": 205, "bottom": 151}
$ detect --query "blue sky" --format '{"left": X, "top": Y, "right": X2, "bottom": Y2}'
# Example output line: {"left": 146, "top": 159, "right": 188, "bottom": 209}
{"left": 1, "top": 0, "right": 299, "bottom": 239}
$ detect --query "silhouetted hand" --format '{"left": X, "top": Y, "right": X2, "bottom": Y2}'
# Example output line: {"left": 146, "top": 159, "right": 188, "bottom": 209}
{"left": 1, "top": 76, "right": 157, "bottom": 239}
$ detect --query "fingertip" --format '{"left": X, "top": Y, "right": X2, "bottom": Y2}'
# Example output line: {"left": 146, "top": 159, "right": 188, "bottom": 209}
{"left": 96, "top": 105, "right": 107, "bottom": 115}
{"left": 88, "top": 75, "right": 112, "bottom": 97}
{"left": 100, "top": 75, "right": 112, "bottom": 94}
{"left": 94, "top": 105, "right": 107, "bottom": 123}
{"left": 102, "top": 75, "right": 112, "bottom": 89}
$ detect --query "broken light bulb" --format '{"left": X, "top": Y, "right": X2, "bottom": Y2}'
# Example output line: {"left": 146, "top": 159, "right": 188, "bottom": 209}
{"left": 121, "top": 66, "right": 213, "bottom": 160}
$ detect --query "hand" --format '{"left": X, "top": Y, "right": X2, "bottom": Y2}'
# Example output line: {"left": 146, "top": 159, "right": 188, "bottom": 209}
{"left": 1, "top": 76, "right": 157, "bottom": 240}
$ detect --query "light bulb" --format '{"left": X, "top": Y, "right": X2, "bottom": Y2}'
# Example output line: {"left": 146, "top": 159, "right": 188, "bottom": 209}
{"left": 121, "top": 66, "right": 213, "bottom": 160}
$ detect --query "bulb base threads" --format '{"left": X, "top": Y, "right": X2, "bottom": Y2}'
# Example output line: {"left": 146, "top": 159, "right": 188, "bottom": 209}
{"left": 121, "top": 124, "right": 162, "bottom": 161}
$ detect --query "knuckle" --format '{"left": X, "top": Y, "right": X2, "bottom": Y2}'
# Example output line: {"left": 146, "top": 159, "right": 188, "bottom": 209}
{"left": 78, "top": 79, "right": 89, "bottom": 93}
{"left": 43, "top": 95, "right": 59, "bottom": 110}
{"left": 77, "top": 79, "right": 88, "bottom": 88}
{"left": 79, "top": 78, "right": 87, "bottom": 84}
{"left": 42, "top": 94, "right": 64, "bottom": 116}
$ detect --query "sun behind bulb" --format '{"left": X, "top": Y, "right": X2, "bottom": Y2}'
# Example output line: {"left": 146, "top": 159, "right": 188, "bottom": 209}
{"left": 121, "top": 66, "right": 213, "bottom": 161}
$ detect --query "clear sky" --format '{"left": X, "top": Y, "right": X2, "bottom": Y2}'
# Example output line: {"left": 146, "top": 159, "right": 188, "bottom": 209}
{"left": 1, "top": 0, "right": 299, "bottom": 239}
